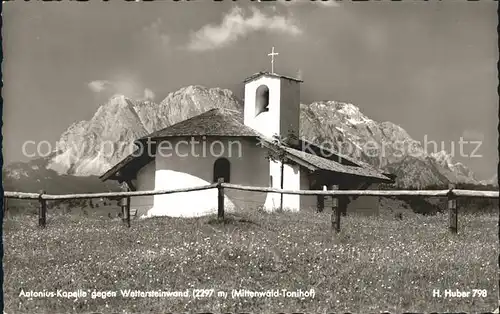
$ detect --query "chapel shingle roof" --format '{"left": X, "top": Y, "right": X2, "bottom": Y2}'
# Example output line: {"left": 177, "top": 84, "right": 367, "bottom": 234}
{"left": 295, "top": 139, "right": 393, "bottom": 178}
{"left": 140, "top": 108, "right": 260, "bottom": 139}
{"left": 280, "top": 145, "right": 391, "bottom": 181}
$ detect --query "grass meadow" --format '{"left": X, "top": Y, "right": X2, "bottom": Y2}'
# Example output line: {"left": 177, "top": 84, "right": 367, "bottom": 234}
{"left": 3, "top": 203, "right": 498, "bottom": 313}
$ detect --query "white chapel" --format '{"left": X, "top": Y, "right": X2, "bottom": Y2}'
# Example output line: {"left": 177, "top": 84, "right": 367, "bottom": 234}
{"left": 101, "top": 53, "right": 394, "bottom": 218}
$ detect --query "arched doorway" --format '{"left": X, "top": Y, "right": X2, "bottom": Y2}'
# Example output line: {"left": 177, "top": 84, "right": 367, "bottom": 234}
{"left": 213, "top": 158, "right": 230, "bottom": 183}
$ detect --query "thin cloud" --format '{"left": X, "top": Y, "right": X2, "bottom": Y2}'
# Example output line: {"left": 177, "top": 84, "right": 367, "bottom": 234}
{"left": 143, "top": 88, "right": 156, "bottom": 101}
{"left": 88, "top": 80, "right": 112, "bottom": 93}
{"left": 296, "top": 68, "right": 303, "bottom": 80}
{"left": 87, "top": 78, "right": 155, "bottom": 101}
{"left": 142, "top": 18, "right": 170, "bottom": 47}
{"left": 186, "top": 7, "right": 302, "bottom": 51}
{"left": 278, "top": 0, "right": 340, "bottom": 7}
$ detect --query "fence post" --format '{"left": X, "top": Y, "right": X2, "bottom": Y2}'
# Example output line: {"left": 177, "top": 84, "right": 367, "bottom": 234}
{"left": 331, "top": 185, "right": 340, "bottom": 233}
{"left": 448, "top": 183, "right": 457, "bottom": 233}
{"left": 38, "top": 190, "right": 47, "bottom": 228}
{"left": 339, "top": 185, "right": 348, "bottom": 217}
{"left": 120, "top": 184, "right": 129, "bottom": 227}
{"left": 217, "top": 178, "right": 224, "bottom": 220}
{"left": 126, "top": 194, "right": 131, "bottom": 228}
{"left": 3, "top": 197, "right": 8, "bottom": 220}
{"left": 317, "top": 186, "right": 327, "bottom": 213}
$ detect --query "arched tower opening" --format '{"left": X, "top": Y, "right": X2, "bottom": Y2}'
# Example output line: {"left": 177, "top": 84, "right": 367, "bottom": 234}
{"left": 255, "top": 85, "right": 270, "bottom": 117}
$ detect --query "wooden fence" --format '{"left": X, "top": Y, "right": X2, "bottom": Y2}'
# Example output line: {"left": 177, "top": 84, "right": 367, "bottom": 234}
{"left": 3, "top": 181, "right": 498, "bottom": 233}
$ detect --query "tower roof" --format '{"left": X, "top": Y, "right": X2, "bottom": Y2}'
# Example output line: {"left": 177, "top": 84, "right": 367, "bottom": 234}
{"left": 243, "top": 71, "right": 303, "bottom": 84}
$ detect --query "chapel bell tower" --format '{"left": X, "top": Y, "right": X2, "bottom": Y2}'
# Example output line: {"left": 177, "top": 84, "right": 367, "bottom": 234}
{"left": 243, "top": 71, "right": 303, "bottom": 144}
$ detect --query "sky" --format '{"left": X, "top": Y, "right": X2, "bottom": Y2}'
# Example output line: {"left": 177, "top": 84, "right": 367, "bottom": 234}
{"left": 3, "top": 0, "right": 498, "bottom": 179}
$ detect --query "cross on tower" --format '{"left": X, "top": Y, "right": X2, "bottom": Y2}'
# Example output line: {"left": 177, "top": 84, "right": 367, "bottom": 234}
{"left": 268, "top": 47, "right": 279, "bottom": 74}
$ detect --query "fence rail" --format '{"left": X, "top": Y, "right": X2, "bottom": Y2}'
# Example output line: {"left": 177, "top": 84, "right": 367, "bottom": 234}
{"left": 3, "top": 183, "right": 220, "bottom": 201}
{"left": 4, "top": 184, "right": 498, "bottom": 200}
{"left": 3, "top": 182, "right": 498, "bottom": 232}
{"left": 221, "top": 183, "right": 499, "bottom": 198}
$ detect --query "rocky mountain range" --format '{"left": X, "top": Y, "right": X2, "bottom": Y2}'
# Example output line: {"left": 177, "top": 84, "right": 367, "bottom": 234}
{"left": 299, "top": 101, "right": 484, "bottom": 188}
{"left": 46, "top": 86, "right": 239, "bottom": 177}
{"left": 3, "top": 85, "right": 496, "bottom": 193}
